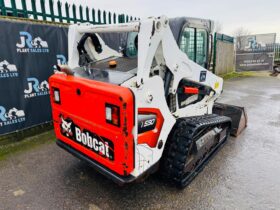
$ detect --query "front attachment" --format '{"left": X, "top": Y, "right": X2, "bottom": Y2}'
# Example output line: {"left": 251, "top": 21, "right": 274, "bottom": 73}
{"left": 213, "top": 103, "right": 248, "bottom": 137}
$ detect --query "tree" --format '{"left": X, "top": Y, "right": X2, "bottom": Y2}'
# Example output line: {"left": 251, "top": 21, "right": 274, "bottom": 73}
{"left": 232, "top": 27, "right": 251, "bottom": 51}
{"left": 232, "top": 27, "right": 251, "bottom": 37}
{"left": 213, "top": 21, "right": 223, "bottom": 34}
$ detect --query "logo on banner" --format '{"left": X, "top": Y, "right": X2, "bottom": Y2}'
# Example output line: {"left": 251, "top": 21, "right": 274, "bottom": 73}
{"left": 0, "top": 60, "right": 19, "bottom": 78}
{"left": 57, "top": 54, "right": 67, "bottom": 65}
{"left": 245, "top": 37, "right": 266, "bottom": 51}
{"left": 0, "top": 106, "right": 25, "bottom": 127}
{"left": 16, "top": 31, "right": 49, "bottom": 53}
{"left": 53, "top": 54, "right": 67, "bottom": 70}
{"left": 24, "top": 77, "right": 49, "bottom": 98}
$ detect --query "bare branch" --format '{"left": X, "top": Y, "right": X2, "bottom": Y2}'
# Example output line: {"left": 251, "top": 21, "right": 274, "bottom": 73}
{"left": 213, "top": 21, "right": 223, "bottom": 33}
{"left": 232, "top": 27, "right": 251, "bottom": 37}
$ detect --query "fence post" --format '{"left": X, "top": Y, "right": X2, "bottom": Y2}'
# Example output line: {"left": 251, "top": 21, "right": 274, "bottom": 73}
{"left": 31, "top": 0, "right": 38, "bottom": 20}
{"left": 21, "top": 0, "right": 28, "bottom": 18}
{"left": 86, "top": 6, "right": 89, "bottom": 22}
{"left": 0, "top": 0, "right": 136, "bottom": 25}
{"left": 91, "top": 8, "right": 95, "bottom": 23}
{"left": 79, "top": 5, "right": 83, "bottom": 22}
{"left": 72, "top": 4, "right": 77, "bottom": 23}
{"left": 113, "top": 13, "right": 116, "bottom": 24}
{"left": 40, "top": 0, "right": 47, "bottom": 21}
{"left": 49, "top": 0, "right": 55, "bottom": 21}
{"left": 108, "top": 12, "right": 111, "bottom": 24}
{"left": 97, "top": 9, "right": 101, "bottom": 24}
{"left": 103, "top": 11, "right": 106, "bottom": 24}
{"left": 213, "top": 33, "right": 217, "bottom": 74}
{"left": 118, "top": 14, "right": 124, "bottom": 23}
{"left": 57, "top": 0, "right": 62, "bottom": 22}
{"left": 0, "top": 0, "right": 6, "bottom": 16}
{"left": 126, "top": 15, "right": 128, "bottom": 23}
{"left": 10, "top": 0, "right": 18, "bottom": 17}
{"left": 65, "top": 2, "right": 70, "bottom": 23}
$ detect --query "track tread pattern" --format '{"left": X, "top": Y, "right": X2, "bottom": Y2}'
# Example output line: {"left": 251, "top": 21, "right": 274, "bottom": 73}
{"left": 160, "top": 114, "right": 231, "bottom": 188}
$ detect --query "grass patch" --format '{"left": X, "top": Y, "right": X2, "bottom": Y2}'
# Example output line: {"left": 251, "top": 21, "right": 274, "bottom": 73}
{"left": 221, "top": 71, "right": 269, "bottom": 80}
{"left": 0, "top": 130, "right": 55, "bottom": 161}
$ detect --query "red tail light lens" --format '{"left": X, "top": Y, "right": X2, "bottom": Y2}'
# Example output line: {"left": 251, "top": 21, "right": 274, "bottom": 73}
{"left": 105, "top": 103, "right": 120, "bottom": 127}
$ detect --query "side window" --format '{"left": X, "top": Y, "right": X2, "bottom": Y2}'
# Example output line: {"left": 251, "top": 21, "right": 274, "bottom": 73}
{"left": 179, "top": 27, "right": 208, "bottom": 68}
{"left": 179, "top": 28, "right": 195, "bottom": 62}
{"left": 196, "top": 29, "right": 207, "bottom": 67}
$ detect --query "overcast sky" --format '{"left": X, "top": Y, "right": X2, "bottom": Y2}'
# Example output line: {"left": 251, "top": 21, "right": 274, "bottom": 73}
{"left": 11, "top": 0, "right": 280, "bottom": 41}
{"left": 62, "top": 0, "right": 280, "bottom": 41}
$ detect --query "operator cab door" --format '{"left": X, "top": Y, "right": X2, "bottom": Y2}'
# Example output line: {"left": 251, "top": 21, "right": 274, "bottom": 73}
{"left": 179, "top": 27, "right": 209, "bottom": 69}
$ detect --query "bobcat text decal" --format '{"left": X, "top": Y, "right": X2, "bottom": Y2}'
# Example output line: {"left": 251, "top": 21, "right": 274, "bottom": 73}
{"left": 60, "top": 116, "right": 114, "bottom": 160}
{"left": 16, "top": 31, "right": 49, "bottom": 53}
{"left": 0, "top": 60, "right": 18, "bottom": 78}
{"left": 24, "top": 77, "right": 49, "bottom": 98}
{"left": 0, "top": 106, "right": 25, "bottom": 127}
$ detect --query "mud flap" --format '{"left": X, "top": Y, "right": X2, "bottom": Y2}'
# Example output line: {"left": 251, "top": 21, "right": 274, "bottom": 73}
{"left": 213, "top": 103, "right": 248, "bottom": 137}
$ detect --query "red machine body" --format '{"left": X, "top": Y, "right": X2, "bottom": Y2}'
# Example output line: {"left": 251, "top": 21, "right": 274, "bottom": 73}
{"left": 49, "top": 74, "right": 135, "bottom": 176}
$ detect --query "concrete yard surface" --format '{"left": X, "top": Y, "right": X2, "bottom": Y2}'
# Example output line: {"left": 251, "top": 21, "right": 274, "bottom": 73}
{"left": 0, "top": 76, "right": 279, "bottom": 210}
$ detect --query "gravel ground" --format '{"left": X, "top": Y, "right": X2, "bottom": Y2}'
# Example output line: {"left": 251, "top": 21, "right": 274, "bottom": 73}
{"left": 0, "top": 76, "right": 279, "bottom": 210}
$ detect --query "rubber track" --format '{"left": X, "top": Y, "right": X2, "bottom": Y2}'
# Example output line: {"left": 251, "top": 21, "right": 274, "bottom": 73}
{"left": 161, "top": 114, "right": 231, "bottom": 188}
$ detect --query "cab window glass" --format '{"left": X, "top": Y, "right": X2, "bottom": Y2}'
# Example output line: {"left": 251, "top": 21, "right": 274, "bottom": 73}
{"left": 196, "top": 29, "right": 207, "bottom": 67}
{"left": 179, "top": 27, "right": 208, "bottom": 68}
{"left": 179, "top": 28, "right": 195, "bottom": 62}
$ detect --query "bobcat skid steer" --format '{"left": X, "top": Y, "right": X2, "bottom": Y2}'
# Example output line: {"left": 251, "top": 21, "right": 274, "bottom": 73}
{"left": 49, "top": 16, "right": 243, "bottom": 188}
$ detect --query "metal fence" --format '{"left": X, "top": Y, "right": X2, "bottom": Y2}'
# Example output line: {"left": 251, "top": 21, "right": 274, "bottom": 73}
{"left": 274, "top": 43, "right": 280, "bottom": 64}
{"left": 0, "top": 0, "right": 136, "bottom": 24}
{"left": 213, "top": 33, "right": 235, "bottom": 74}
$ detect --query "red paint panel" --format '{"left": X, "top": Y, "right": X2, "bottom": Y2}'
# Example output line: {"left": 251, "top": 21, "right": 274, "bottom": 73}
{"left": 49, "top": 74, "right": 135, "bottom": 176}
{"left": 184, "top": 87, "right": 199, "bottom": 94}
{"left": 137, "top": 108, "right": 164, "bottom": 148}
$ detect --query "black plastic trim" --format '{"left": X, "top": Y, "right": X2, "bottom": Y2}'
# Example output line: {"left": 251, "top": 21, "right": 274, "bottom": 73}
{"left": 56, "top": 140, "right": 137, "bottom": 185}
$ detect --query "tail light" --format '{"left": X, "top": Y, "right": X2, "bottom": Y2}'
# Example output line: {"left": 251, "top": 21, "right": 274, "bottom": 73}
{"left": 105, "top": 103, "right": 120, "bottom": 127}
{"left": 53, "top": 88, "right": 60, "bottom": 104}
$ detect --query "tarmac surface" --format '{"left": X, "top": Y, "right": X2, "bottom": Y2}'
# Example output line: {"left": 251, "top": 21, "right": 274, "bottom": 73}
{"left": 0, "top": 76, "right": 280, "bottom": 210}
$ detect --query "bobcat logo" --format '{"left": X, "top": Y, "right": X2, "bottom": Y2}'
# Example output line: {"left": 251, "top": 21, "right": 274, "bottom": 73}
{"left": 59, "top": 115, "right": 115, "bottom": 160}
{"left": 16, "top": 31, "right": 49, "bottom": 53}
{"left": 0, "top": 60, "right": 18, "bottom": 78}
{"left": 24, "top": 77, "right": 49, "bottom": 98}
{"left": 0, "top": 106, "right": 25, "bottom": 127}
{"left": 60, "top": 117, "right": 73, "bottom": 137}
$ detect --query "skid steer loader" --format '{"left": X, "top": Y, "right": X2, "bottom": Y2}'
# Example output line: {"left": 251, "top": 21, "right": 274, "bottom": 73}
{"left": 49, "top": 16, "right": 247, "bottom": 188}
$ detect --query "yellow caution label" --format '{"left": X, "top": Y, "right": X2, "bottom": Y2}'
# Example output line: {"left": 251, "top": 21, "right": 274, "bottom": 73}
{"left": 214, "top": 82, "right": 220, "bottom": 89}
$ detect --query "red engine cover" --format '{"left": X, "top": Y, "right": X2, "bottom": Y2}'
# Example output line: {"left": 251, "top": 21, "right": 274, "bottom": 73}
{"left": 49, "top": 74, "right": 135, "bottom": 176}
